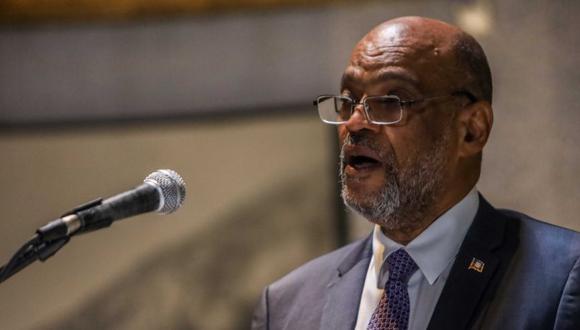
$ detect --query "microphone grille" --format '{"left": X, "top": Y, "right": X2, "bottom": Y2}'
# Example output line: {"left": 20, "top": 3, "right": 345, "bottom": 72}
{"left": 144, "top": 169, "right": 186, "bottom": 214}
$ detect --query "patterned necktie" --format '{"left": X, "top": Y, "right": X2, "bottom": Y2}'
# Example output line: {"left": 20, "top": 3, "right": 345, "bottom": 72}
{"left": 367, "top": 249, "right": 418, "bottom": 330}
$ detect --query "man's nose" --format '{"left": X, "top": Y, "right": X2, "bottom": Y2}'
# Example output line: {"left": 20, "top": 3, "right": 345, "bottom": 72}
{"left": 343, "top": 104, "right": 381, "bottom": 133}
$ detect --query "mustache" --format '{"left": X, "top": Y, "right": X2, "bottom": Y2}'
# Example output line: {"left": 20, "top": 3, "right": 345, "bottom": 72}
{"left": 339, "top": 133, "right": 399, "bottom": 181}
{"left": 339, "top": 133, "right": 384, "bottom": 160}
{"left": 341, "top": 132, "right": 384, "bottom": 148}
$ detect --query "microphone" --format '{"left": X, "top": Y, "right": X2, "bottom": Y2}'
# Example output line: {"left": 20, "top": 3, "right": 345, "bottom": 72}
{"left": 37, "top": 169, "right": 186, "bottom": 242}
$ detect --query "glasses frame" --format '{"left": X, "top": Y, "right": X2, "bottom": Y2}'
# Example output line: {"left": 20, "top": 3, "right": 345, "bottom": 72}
{"left": 313, "top": 91, "right": 476, "bottom": 125}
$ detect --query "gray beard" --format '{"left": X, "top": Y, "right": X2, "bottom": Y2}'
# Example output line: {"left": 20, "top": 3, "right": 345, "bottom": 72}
{"left": 339, "top": 132, "right": 450, "bottom": 232}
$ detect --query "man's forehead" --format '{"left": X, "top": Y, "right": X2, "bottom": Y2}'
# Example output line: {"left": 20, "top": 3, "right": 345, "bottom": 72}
{"left": 342, "top": 17, "right": 461, "bottom": 91}
{"left": 341, "top": 65, "right": 419, "bottom": 90}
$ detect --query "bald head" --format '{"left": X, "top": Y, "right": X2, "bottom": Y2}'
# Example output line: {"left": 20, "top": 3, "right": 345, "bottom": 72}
{"left": 337, "top": 17, "right": 494, "bottom": 243}
{"left": 350, "top": 16, "right": 492, "bottom": 103}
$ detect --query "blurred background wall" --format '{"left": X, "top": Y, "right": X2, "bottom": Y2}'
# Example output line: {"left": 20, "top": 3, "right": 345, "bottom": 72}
{"left": 0, "top": 0, "right": 579, "bottom": 329}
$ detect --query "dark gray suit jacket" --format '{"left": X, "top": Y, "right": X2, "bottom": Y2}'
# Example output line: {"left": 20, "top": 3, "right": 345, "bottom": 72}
{"left": 252, "top": 197, "right": 580, "bottom": 329}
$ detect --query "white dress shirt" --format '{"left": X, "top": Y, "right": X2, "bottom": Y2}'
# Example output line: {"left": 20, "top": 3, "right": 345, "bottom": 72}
{"left": 354, "top": 188, "right": 479, "bottom": 330}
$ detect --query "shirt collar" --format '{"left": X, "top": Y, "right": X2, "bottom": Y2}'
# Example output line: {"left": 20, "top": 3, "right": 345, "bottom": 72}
{"left": 371, "top": 188, "right": 479, "bottom": 286}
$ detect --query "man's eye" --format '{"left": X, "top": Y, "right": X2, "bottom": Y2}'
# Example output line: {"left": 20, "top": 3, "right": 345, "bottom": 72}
{"left": 341, "top": 93, "right": 354, "bottom": 100}
{"left": 368, "top": 98, "right": 400, "bottom": 110}
{"left": 386, "top": 89, "right": 414, "bottom": 99}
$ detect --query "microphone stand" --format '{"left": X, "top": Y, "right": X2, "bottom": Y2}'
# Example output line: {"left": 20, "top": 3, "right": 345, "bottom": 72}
{"left": 0, "top": 235, "right": 69, "bottom": 283}
{"left": 0, "top": 198, "right": 103, "bottom": 284}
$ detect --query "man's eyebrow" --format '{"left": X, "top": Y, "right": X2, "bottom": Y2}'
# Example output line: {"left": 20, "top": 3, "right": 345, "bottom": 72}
{"left": 340, "top": 69, "right": 419, "bottom": 90}
{"left": 340, "top": 72, "right": 357, "bottom": 89}
{"left": 374, "top": 70, "right": 419, "bottom": 85}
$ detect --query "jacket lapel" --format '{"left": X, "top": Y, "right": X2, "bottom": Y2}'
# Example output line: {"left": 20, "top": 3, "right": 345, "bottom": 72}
{"left": 320, "top": 236, "right": 372, "bottom": 330}
{"left": 427, "top": 195, "right": 519, "bottom": 330}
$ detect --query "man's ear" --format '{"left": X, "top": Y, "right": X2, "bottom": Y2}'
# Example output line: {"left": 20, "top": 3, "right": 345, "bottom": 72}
{"left": 457, "top": 100, "right": 493, "bottom": 158}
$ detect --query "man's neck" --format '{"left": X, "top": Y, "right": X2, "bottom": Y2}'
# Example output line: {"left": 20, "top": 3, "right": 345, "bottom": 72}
{"left": 381, "top": 186, "right": 476, "bottom": 245}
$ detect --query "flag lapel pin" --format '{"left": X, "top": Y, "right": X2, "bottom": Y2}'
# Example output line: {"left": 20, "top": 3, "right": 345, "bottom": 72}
{"left": 468, "top": 257, "right": 485, "bottom": 273}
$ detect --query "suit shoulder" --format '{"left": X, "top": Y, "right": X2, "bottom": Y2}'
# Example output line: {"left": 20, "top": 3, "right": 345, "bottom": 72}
{"left": 499, "top": 208, "right": 580, "bottom": 253}
{"left": 269, "top": 237, "right": 370, "bottom": 292}
{"left": 258, "top": 237, "right": 370, "bottom": 328}
{"left": 499, "top": 208, "right": 579, "bottom": 235}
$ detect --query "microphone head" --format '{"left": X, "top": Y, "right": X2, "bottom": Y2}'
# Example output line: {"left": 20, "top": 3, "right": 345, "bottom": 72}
{"left": 144, "top": 169, "right": 186, "bottom": 214}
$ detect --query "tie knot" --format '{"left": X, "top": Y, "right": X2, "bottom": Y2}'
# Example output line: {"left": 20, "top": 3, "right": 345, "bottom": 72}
{"left": 386, "top": 249, "right": 417, "bottom": 283}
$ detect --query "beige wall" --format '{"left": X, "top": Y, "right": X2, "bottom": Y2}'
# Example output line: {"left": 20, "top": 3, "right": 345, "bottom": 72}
{"left": 0, "top": 115, "right": 336, "bottom": 329}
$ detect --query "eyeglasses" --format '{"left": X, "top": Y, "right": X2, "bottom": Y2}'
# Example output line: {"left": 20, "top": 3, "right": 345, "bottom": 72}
{"left": 313, "top": 92, "right": 475, "bottom": 125}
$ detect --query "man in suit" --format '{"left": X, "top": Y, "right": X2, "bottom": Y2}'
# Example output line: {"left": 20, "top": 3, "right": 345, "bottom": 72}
{"left": 252, "top": 16, "right": 580, "bottom": 330}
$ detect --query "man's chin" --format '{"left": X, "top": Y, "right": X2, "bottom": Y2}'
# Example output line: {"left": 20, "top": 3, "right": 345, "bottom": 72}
{"left": 342, "top": 188, "right": 387, "bottom": 217}
{"left": 342, "top": 185, "right": 378, "bottom": 205}
{"left": 343, "top": 198, "right": 408, "bottom": 232}
{"left": 342, "top": 173, "right": 387, "bottom": 196}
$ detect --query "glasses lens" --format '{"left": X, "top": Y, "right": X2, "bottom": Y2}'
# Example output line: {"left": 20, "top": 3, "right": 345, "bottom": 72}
{"left": 317, "top": 96, "right": 352, "bottom": 124}
{"left": 366, "top": 96, "right": 402, "bottom": 123}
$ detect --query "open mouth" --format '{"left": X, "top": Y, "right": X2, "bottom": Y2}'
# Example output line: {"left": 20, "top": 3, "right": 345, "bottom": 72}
{"left": 343, "top": 146, "right": 383, "bottom": 171}
{"left": 347, "top": 155, "right": 381, "bottom": 169}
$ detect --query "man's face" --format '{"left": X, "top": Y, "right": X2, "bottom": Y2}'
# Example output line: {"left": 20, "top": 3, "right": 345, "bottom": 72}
{"left": 338, "top": 21, "right": 462, "bottom": 232}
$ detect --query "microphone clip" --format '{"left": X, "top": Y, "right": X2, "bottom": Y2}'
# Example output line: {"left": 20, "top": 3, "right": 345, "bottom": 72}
{"left": 61, "top": 198, "right": 103, "bottom": 218}
{"left": 37, "top": 198, "right": 103, "bottom": 242}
